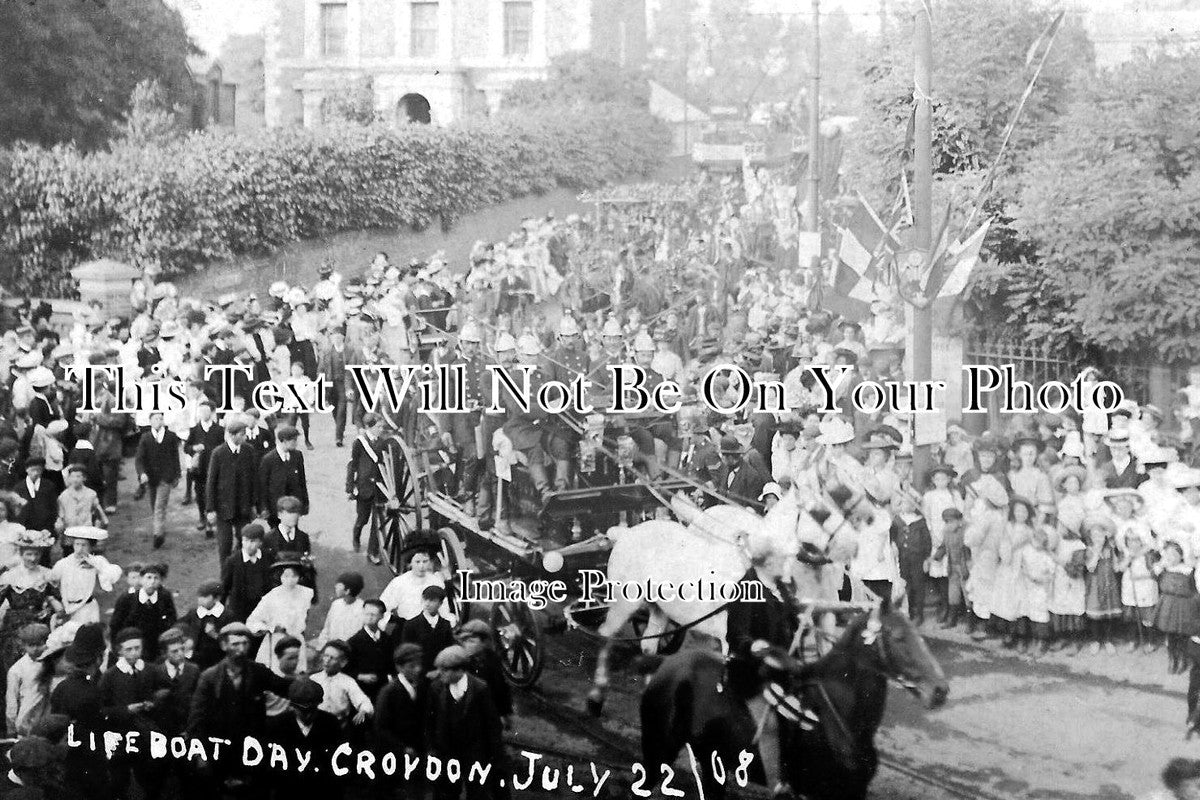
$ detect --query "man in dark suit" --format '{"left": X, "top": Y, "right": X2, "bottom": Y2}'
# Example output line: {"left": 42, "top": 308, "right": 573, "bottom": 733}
{"left": 184, "top": 398, "right": 223, "bottom": 533}
{"left": 401, "top": 585, "right": 456, "bottom": 676}
{"left": 264, "top": 678, "right": 345, "bottom": 799}
{"left": 262, "top": 495, "right": 312, "bottom": 565}
{"left": 1096, "top": 429, "right": 1146, "bottom": 488}
{"left": 346, "top": 412, "right": 391, "bottom": 564}
{"left": 177, "top": 581, "right": 236, "bottom": 670}
{"left": 319, "top": 326, "right": 351, "bottom": 448}
{"left": 258, "top": 424, "right": 308, "bottom": 528}
{"left": 134, "top": 411, "right": 182, "bottom": 549}
{"left": 205, "top": 420, "right": 257, "bottom": 563}
{"left": 187, "top": 623, "right": 293, "bottom": 793}
{"left": 424, "top": 645, "right": 507, "bottom": 800}
{"left": 346, "top": 600, "right": 394, "bottom": 703}
{"left": 109, "top": 563, "right": 177, "bottom": 662}
{"left": 148, "top": 628, "right": 200, "bottom": 799}
{"left": 220, "top": 523, "right": 271, "bottom": 622}
{"left": 15, "top": 457, "right": 58, "bottom": 535}
{"left": 710, "top": 435, "right": 769, "bottom": 509}
{"left": 242, "top": 408, "right": 275, "bottom": 468}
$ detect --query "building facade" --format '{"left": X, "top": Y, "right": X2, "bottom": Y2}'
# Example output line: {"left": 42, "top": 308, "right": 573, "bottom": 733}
{"left": 264, "top": 0, "right": 646, "bottom": 127}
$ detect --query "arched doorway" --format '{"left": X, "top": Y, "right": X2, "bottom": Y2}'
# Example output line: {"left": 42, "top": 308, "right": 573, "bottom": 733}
{"left": 398, "top": 93, "right": 432, "bottom": 124}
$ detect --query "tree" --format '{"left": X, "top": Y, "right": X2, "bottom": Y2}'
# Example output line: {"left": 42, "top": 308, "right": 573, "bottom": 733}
{"left": 321, "top": 76, "right": 378, "bottom": 125}
{"left": 0, "top": 0, "right": 195, "bottom": 149}
{"left": 502, "top": 52, "right": 650, "bottom": 111}
{"left": 1000, "top": 50, "right": 1200, "bottom": 363}
{"left": 116, "top": 79, "right": 187, "bottom": 147}
{"left": 843, "top": 0, "right": 1094, "bottom": 206}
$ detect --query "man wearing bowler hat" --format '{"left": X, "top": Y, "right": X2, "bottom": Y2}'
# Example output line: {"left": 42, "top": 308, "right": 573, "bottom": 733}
{"left": 709, "top": 434, "right": 769, "bottom": 509}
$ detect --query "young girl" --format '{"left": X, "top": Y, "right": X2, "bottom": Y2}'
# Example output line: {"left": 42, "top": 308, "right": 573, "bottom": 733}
{"left": 313, "top": 571, "right": 365, "bottom": 650}
{"left": 1017, "top": 525, "right": 1057, "bottom": 657}
{"left": 247, "top": 561, "right": 314, "bottom": 671}
{"left": 48, "top": 527, "right": 122, "bottom": 625}
{"left": 1053, "top": 466, "right": 1089, "bottom": 539}
{"left": 1048, "top": 525, "right": 1088, "bottom": 654}
{"left": 1154, "top": 540, "right": 1199, "bottom": 673}
{"left": 1119, "top": 531, "right": 1160, "bottom": 653}
{"left": 964, "top": 475, "right": 1008, "bottom": 640}
{"left": 922, "top": 464, "right": 963, "bottom": 624}
{"left": 1084, "top": 517, "right": 1123, "bottom": 653}
{"left": 993, "top": 497, "right": 1035, "bottom": 649}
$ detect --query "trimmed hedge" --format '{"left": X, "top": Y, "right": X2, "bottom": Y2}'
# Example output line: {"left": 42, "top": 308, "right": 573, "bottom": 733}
{"left": 0, "top": 104, "right": 670, "bottom": 284}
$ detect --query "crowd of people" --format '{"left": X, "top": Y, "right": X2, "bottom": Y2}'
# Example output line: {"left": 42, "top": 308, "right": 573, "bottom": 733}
{"left": 0, "top": 166, "right": 1193, "bottom": 798}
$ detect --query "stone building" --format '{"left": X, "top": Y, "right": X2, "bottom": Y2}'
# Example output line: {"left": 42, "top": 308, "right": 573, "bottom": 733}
{"left": 264, "top": 0, "right": 646, "bottom": 127}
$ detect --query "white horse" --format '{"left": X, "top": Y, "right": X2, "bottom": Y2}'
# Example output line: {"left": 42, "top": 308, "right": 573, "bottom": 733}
{"left": 585, "top": 496, "right": 835, "bottom": 714}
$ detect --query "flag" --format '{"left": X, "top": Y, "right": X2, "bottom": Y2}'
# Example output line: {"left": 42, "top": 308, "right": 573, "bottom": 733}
{"left": 934, "top": 220, "right": 991, "bottom": 299}
{"left": 833, "top": 196, "right": 900, "bottom": 299}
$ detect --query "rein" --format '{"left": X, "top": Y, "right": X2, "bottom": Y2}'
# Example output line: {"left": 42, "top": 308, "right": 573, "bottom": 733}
{"left": 563, "top": 599, "right": 739, "bottom": 643}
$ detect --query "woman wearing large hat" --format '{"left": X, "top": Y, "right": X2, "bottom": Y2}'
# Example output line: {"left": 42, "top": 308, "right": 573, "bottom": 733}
{"left": 0, "top": 529, "right": 60, "bottom": 681}
{"left": 48, "top": 526, "right": 122, "bottom": 625}
{"left": 246, "top": 557, "right": 314, "bottom": 672}
{"left": 380, "top": 537, "right": 453, "bottom": 631}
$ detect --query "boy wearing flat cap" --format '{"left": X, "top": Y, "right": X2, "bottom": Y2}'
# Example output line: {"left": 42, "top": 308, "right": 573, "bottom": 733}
{"left": 402, "top": 586, "right": 455, "bottom": 676}
{"left": 425, "top": 644, "right": 507, "bottom": 800}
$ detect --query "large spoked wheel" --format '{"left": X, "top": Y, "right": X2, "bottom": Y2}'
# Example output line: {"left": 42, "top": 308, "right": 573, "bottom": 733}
{"left": 436, "top": 527, "right": 470, "bottom": 622}
{"left": 380, "top": 435, "right": 428, "bottom": 575}
{"left": 491, "top": 596, "right": 544, "bottom": 689}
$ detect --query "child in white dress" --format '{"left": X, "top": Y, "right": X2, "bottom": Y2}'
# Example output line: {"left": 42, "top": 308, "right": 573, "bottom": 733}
{"left": 247, "top": 561, "right": 314, "bottom": 671}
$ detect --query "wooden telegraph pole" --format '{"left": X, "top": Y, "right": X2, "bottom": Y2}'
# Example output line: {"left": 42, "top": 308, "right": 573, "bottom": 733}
{"left": 806, "top": 0, "right": 822, "bottom": 290}
{"left": 910, "top": 6, "right": 935, "bottom": 481}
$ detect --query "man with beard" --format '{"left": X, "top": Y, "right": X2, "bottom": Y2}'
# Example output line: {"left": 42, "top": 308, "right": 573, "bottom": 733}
{"left": 187, "top": 624, "right": 292, "bottom": 795}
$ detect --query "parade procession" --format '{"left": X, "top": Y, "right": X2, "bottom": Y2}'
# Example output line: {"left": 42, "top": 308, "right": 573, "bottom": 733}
{"left": 4, "top": 0, "right": 1200, "bottom": 798}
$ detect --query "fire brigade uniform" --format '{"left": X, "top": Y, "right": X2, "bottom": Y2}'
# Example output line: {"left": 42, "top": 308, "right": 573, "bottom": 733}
{"left": 449, "top": 322, "right": 486, "bottom": 505}
{"left": 545, "top": 316, "right": 591, "bottom": 490}
{"left": 498, "top": 335, "right": 553, "bottom": 501}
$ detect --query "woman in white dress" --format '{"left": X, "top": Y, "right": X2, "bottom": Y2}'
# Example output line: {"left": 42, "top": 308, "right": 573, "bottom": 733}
{"left": 380, "top": 545, "right": 454, "bottom": 630}
{"left": 247, "top": 561, "right": 314, "bottom": 672}
{"left": 964, "top": 475, "right": 1007, "bottom": 639}
{"left": 922, "top": 464, "right": 963, "bottom": 623}
{"left": 48, "top": 526, "right": 121, "bottom": 625}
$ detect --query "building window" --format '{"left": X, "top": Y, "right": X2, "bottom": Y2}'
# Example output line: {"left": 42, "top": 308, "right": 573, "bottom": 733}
{"left": 320, "top": 3, "right": 348, "bottom": 58}
{"left": 503, "top": 1, "right": 533, "bottom": 57}
{"left": 410, "top": 2, "right": 439, "bottom": 58}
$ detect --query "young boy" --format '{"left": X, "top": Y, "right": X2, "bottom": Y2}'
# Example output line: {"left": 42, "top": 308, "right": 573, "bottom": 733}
{"left": 5, "top": 622, "right": 49, "bottom": 736}
{"left": 221, "top": 523, "right": 271, "bottom": 622}
{"left": 109, "top": 563, "right": 177, "bottom": 662}
{"left": 177, "top": 580, "right": 235, "bottom": 669}
{"left": 123, "top": 562, "right": 145, "bottom": 596}
{"left": 401, "top": 585, "right": 455, "bottom": 675}
{"left": 940, "top": 508, "right": 969, "bottom": 630}
{"left": 346, "top": 599, "right": 394, "bottom": 703}
{"left": 314, "top": 572, "right": 365, "bottom": 649}
{"left": 55, "top": 465, "right": 107, "bottom": 538}
{"left": 311, "top": 640, "right": 373, "bottom": 727}
{"left": 149, "top": 628, "right": 199, "bottom": 736}
{"left": 263, "top": 495, "right": 312, "bottom": 565}
{"left": 891, "top": 491, "right": 932, "bottom": 626}
{"left": 97, "top": 628, "right": 157, "bottom": 799}
{"left": 264, "top": 635, "right": 304, "bottom": 718}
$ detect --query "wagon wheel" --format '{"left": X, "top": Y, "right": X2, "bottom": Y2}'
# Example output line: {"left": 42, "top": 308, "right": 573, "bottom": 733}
{"left": 491, "top": 596, "right": 544, "bottom": 689}
{"left": 436, "top": 527, "right": 471, "bottom": 622}
{"left": 380, "top": 434, "right": 428, "bottom": 575}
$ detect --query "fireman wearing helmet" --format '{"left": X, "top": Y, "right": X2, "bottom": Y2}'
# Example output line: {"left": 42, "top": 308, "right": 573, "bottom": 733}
{"left": 495, "top": 333, "right": 554, "bottom": 505}
{"left": 545, "top": 315, "right": 591, "bottom": 491}
{"left": 449, "top": 320, "right": 488, "bottom": 513}
{"left": 472, "top": 330, "right": 518, "bottom": 519}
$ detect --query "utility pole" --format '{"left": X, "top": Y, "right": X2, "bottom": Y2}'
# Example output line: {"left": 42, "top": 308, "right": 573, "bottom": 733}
{"left": 682, "top": 2, "right": 690, "bottom": 158}
{"left": 806, "top": 0, "right": 821, "bottom": 289}
{"left": 911, "top": 6, "right": 934, "bottom": 481}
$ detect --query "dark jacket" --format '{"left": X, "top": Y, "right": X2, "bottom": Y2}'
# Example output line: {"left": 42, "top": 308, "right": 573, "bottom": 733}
{"left": 467, "top": 648, "right": 513, "bottom": 718}
{"left": 187, "top": 658, "right": 292, "bottom": 741}
{"left": 205, "top": 442, "right": 257, "bottom": 522}
{"left": 243, "top": 426, "right": 274, "bottom": 466}
{"left": 177, "top": 606, "right": 237, "bottom": 670}
{"left": 345, "top": 434, "right": 394, "bottom": 503}
{"left": 133, "top": 428, "right": 181, "bottom": 485}
{"left": 892, "top": 515, "right": 932, "bottom": 572}
{"left": 97, "top": 663, "right": 157, "bottom": 733}
{"left": 712, "top": 459, "right": 770, "bottom": 508}
{"left": 262, "top": 525, "right": 312, "bottom": 564}
{"left": 109, "top": 590, "right": 178, "bottom": 661}
{"left": 264, "top": 710, "right": 345, "bottom": 796}
{"left": 257, "top": 448, "right": 309, "bottom": 516}
{"left": 148, "top": 660, "right": 201, "bottom": 735}
{"left": 401, "top": 614, "right": 456, "bottom": 676}
{"left": 724, "top": 568, "right": 799, "bottom": 696}
{"left": 424, "top": 673, "right": 505, "bottom": 767}
{"left": 15, "top": 478, "right": 58, "bottom": 532}
{"left": 375, "top": 678, "right": 425, "bottom": 755}
{"left": 220, "top": 552, "right": 271, "bottom": 621}
{"left": 184, "top": 419, "right": 224, "bottom": 478}
{"left": 346, "top": 628, "right": 395, "bottom": 702}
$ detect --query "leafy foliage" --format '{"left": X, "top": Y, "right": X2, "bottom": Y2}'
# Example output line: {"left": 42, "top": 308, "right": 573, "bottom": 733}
{"left": 503, "top": 53, "right": 650, "bottom": 110}
{"left": 0, "top": 0, "right": 195, "bottom": 149}
{"left": 321, "top": 76, "right": 380, "bottom": 126}
{"left": 117, "top": 80, "right": 188, "bottom": 148}
{"left": 1005, "top": 51, "right": 1200, "bottom": 363}
{"left": 0, "top": 108, "right": 670, "bottom": 293}
{"left": 843, "top": 0, "right": 1094, "bottom": 207}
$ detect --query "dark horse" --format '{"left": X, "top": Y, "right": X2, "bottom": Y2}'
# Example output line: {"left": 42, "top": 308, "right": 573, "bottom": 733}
{"left": 640, "top": 600, "right": 948, "bottom": 800}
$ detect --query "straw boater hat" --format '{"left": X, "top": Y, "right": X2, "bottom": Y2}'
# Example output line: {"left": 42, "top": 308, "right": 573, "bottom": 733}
{"left": 1103, "top": 487, "right": 1144, "bottom": 507}
{"left": 1103, "top": 429, "right": 1131, "bottom": 447}
{"left": 816, "top": 416, "right": 855, "bottom": 446}
{"left": 63, "top": 525, "right": 108, "bottom": 542}
{"left": 1171, "top": 467, "right": 1200, "bottom": 491}
{"left": 27, "top": 367, "right": 54, "bottom": 389}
